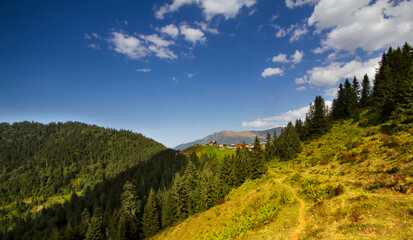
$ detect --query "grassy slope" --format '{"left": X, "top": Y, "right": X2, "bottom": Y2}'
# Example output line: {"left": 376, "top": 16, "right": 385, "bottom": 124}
{"left": 155, "top": 120, "right": 413, "bottom": 240}
{"left": 182, "top": 145, "right": 236, "bottom": 159}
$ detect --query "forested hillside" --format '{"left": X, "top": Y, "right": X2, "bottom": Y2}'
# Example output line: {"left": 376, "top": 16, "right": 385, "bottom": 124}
{"left": 0, "top": 121, "right": 166, "bottom": 233}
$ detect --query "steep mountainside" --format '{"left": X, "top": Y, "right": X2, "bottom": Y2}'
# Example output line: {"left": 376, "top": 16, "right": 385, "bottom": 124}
{"left": 0, "top": 121, "right": 167, "bottom": 233}
{"left": 155, "top": 121, "right": 413, "bottom": 240}
{"left": 174, "top": 127, "right": 283, "bottom": 150}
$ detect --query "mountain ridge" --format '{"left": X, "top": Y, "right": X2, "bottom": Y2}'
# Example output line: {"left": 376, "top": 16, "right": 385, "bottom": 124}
{"left": 174, "top": 127, "right": 283, "bottom": 150}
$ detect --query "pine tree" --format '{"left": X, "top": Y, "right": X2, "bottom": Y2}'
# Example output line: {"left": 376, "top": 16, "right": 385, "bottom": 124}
{"left": 172, "top": 173, "right": 187, "bottom": 220}
{"left": 360, "top": 74, "right": 371, "bottom": 108}
{"left": 119, "top": 181, "right": 141, "bottom": 238}
{"left": 294, "top": 119, "right": 306, "bottom": 141}
{"left": 161, "top": 189, "right": 174, "bottom": 229}
{"left": 249, "top": 136, "right": 266, "bottom": 179}
{"left": 276, "top": 122, "right": 302, "bottom": 161}
{"left": 85, "top": 217, "right": 104, "bottom": 240}
{"left": 332, "top": 84, "right": 345, "bottom": 120}
{"left": 305, "top": 96, "right": 330, "bottom": 137}
{"left": 142, "top": 188, "right": 160, "bottom": 238}
{"left": 264, "top": 132, "right": 274, "bottom": 161}
{"left": 183, "top": 160, "right": 199, "bottom": 215}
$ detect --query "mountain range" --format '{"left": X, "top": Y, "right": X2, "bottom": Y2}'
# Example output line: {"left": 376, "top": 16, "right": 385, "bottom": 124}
{"left": 174, "top": 127, "right": 283, "bottom": 150}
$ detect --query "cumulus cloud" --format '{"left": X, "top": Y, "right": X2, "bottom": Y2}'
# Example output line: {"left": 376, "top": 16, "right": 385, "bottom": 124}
{"left": 272, "top": 53, "right": 288, "bottom": 63}
{"left": 109, "top": 32, "right": 148, "bottom": 59}
{"left": 307, "top": 57, "right": 380, "bottom": 86}
{"left": 261, "top": 67, "right": 284, "bottom": 78}
{"left": 136, "top": 68, "right": 151, "bottom": 72}
{"left": 275, "top": 23, "right": 308, "bottom": 42}
{"left": 180, "top": 23, "right": 206, "bottom": 44}
{"left": 295, "top": 76, "right": 307, "bottom": 84}
{"left": 291, "top": 50, "right": 303, "bottom": 64}
{"left": 309, "top": 0, "right": 413, "bottom": 53}
{"left": 275, "top": 29, "right": 287, "bottom": 38}
{"left": 108, "top": 32, "right": 177, "bottom": 60}
{"left": 285, "top": 0, "right": 319, "bottom": 9}
{"left": 139, "top": 34, "right": 174, "bottom": 47}
{"left": 160, "top": 24, "right": 180, "bottom": 38}
{"left": 289, "top": 25, "right": 308, "bottom": 42}
{"left": 195, "top": 22, "right": 219, "bottom": 34}
{"left": 148, "top": 45, "right": 178, "bottom": 59}
{"left": 242, "top": 105, "right": 310, "bottom": 128}
{"left": 155, "top": 0, "right": 257, "bottom": 20}
{"left": 323, "top": 87, "right": 338, "bottom": 97}
{"left": 271, "top": 50, "right": 303, "bottom": 64}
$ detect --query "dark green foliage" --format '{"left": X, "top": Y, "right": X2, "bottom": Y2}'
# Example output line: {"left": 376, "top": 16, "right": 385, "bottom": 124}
{"left": 264, "top": 132, "right": 274, "bottom": 161}
{"left": 85, "top": 217, "right": 104, "bottom": 240}
{"left": 371, "top": 43, "right": 413, "bottom": 124}
{"left": 0, "top": 121, "right": 166, "bottom": 233}
{"left": 276, "top": 122, "right": 302, "bottom": 161}
{"left": 160, "top": 189, "right": 174, "bottom": 228}
{"left": 142, "top": 189, "right": 160, "bottom": 238}
{"left": 360, "top": 74, "right": 371, "bottom": 108}
{"left": 183, "top": 161, "right": 200, "bottom": 215}
{"left": 249, "top": 137, "right": 267, "bottom": 179}
{"left": 295, "top": 119, "right": 307, "bottom": 141}
{"left": 305, "top": 96, "right": 331, "bottom": 136}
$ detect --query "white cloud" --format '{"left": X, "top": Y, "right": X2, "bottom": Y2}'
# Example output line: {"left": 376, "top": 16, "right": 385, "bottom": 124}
{"left": 160, "top": 24, "right": 180, "bottom": 38}
{"left": 180, "top": 23, "right": 206, "bottom": 44}
{"left": 296, "top": 86, "right": 306, "bottom": 91}
{"left": 323, "top": 87, "right": 338, "bottom": 97}
{"left": 187, "top": 72, "right": 198, "bottom": 78}
{"left": 269, "top": 14, "right": 278, "bottom": 22}
{"left": 87, "top": 43, "right": 101, "bottom": 50}
{"left": 291, "top": 50, "right": 303, "bottom": 64}
{"left": 108, "top": 32, "right": 177, "bottom": 60}
{"left": 242, "top": 100, "right": 333, "bottom": 129}
{"left": 139, "top": 34, "right": 174, "bottom": 47}
{"left": 307, "top": 57, "right": 380, "bottom": 86}
{"left": 285, "top": 0, "right": 319, "bottom": 9}
{"left": 124, "top": 20, "right": 128, "bottom": 25}
{"left": 91, "top": 33, "right": 101, "bottom": 39}
{"left": 272, "top": 53, "right": 288, "bottom": 63}
{"left": 136, "top": 68, "right": 151, "bottom": 72}
{"left": 155, "top": 0, "right": 257, "bottom": 20}
{"left": 242, "top": 105, "right": 310, "bottom": 128}
{"left": 295, "top": 76, "right": 307, "bottom": 84}
{"left": 248, "top": 8, "right": 257, "bottom": 16}
{"left": 275, "top": 29, "right": 287, "bottom": 38}
{"left": 195, "top": 22, "right": 219, "bottom": 34}
{"left": 289, "top": 25, "right": 307, "bottom": 42}
{"left": 309, "top": 0, "right": 413, "bottom": 53}
{"left": 172, "top": 77, "right": 179, "bottom": 83}
{"left": 148, "top": 45, "right": 178, "bottom": 59}
{"left": 109, "top": 32, "right": 148, "bottom": 59}
{"left": 84, "top": 33, "right": 91, "bottom": 39}
{"left": 261, "top": 67, "right": 284, "bottom": 78}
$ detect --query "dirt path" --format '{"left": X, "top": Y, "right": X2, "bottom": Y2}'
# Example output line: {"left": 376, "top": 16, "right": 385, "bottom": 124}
{"left": 278, "top": 179, "right": 307, "bottom": 240}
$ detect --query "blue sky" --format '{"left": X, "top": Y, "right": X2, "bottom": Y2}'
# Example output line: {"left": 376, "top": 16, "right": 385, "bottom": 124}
{"left": 1, "top": 0, "right": 412, "bottom": 147}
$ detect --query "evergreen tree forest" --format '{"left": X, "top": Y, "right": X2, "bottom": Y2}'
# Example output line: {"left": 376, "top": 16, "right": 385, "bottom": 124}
{"left": 1, "top": 42, "right": 412, "bottom": 239}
